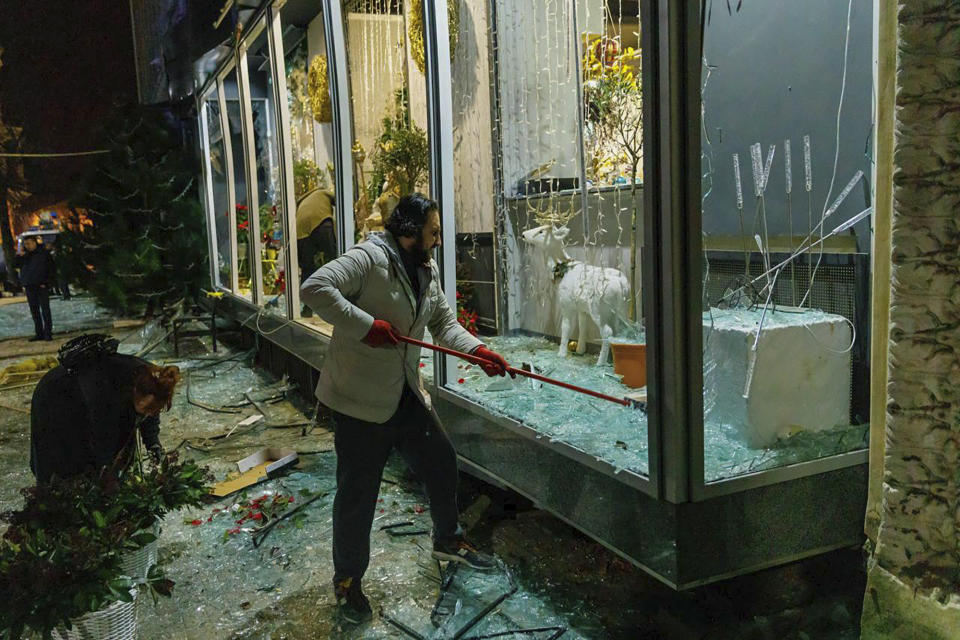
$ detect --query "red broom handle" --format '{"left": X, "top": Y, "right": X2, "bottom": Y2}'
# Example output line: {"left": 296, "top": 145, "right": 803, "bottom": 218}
{"left": 398, "top": 335, "right": 635, "bottom": 408}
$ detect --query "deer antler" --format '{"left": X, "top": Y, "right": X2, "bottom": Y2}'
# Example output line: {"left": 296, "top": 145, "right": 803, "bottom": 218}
{"left": 530, "top": 196, "right": 577, "bottom": 228}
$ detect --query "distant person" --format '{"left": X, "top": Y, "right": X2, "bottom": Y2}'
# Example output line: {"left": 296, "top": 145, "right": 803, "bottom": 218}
{"left": 48, "top": 237, "right": 72, "bottom": 300}
{"left": 295, "top": 188, "right": 337, "bottom": 317}
{"left": 29, "top": 334, "right": 180, "bottom": 484}
{"left": 0, "top": 250, "right": 8, "bottom": 294}
{"left": 14, "top": 236, "right": 54, "bottom": 341}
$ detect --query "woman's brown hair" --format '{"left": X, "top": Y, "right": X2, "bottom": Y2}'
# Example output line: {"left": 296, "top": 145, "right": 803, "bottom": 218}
{"left": 133, "top": 364, "right": 181, "bottom": 414}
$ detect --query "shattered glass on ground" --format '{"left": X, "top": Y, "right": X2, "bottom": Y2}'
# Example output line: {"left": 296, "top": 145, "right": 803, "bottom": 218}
{"left": 0, "top": 295, "right": 121, "bottom": 339}
{"left": 0, "top": 325, "right": 610, "bottom": 639}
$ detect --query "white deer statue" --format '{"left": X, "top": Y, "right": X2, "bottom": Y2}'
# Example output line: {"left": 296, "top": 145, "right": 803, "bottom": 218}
{"left": 521, "top": 223, "right": 629, "bottom": 365}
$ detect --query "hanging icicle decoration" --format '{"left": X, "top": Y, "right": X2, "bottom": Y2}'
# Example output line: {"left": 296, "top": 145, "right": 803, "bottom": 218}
{"left": 784, "top": 138, "right": 796, "bottom": 304}
{"left": 802, "top": 134, "right": 814, "bottom": 306}
{"left": 822, "top": 170, "right": 864, "bottom": 221}
{"left": 734, "top": 153, "right": 749, "bottom": 279}
{"left": 750, "top": 142, "right": 764, "bottom": 197}
{"left": 784, "top": 138, "right": 792, "bottom": 195}
{"left": 831, "top": 206, "right": 872, "bottom": 235}
{"left": 761, "top": 144, "right": 775, "bottom": 193}
{"left": 733, "top": 153, "right": 743, "bottom": 209}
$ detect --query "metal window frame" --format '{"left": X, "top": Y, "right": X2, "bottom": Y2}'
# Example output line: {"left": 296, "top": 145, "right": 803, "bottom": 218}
{"left": 422, "top": 0, "right": 457, "bottom": 384}
{"left": 215, "top": 67, "right": 242, "bottom": 296}
{"left": 237, "top": 22, "right": 266, "bottom": 307}
{"left": 197, "top": 89, "right": 222, "bottom": 291}
{"left": 324, "top": 0, "right": 356, "bottom": 256}
{"left": 265, "top": 3, "right": 298, "bottom": 320}
{"left": 268, "top": 3, "right": 303, "bottom": 321}
{"left": 192, "top": 2, "right": 278, "bottom": 310}
{"left": 641, "top": 0, "right": 666, "bottom": 501}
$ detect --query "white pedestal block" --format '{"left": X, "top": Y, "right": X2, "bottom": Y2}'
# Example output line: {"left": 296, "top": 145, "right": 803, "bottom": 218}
{"left": 703, "top": 307, "right": 852, "bottom": 448}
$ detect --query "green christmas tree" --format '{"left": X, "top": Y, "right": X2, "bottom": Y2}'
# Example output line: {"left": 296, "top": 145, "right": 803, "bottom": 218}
{"left": 60, "top": 105, "right": 209, "bottom": 315}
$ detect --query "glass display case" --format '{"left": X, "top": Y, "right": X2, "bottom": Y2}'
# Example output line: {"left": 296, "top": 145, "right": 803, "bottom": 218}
{"left": 441, "top": 0, "right": 649, "bottom": 477}
{"left": 191, "top": 0, "right": 873, "bottom": 588}
{"left": 694, "top": 0, "right": 872, "bottom": 492}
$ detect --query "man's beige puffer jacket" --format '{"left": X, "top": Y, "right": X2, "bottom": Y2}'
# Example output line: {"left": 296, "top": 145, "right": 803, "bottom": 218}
{"left": 300, "top": 231, "right": 482, "bottom": 423}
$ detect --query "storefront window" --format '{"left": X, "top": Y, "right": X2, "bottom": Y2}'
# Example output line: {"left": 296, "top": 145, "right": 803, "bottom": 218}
{"left": 344, "top": 0, "right": 431, "bottom": 227}
{"left": 444, "top": 0, "right": 648, "bottom": 476}
{"left": 343, "top": 0, "right": 434, "bottom": 371}
{"left": 278, "top": 1, "right": 339, "bottom": 329}
{"left": 204, "top": 94, "right": 232, "bottom": 289}
{"left": 224, "top": 69, "right": 253, "bottom": 301}
{"left": 699, "top": 1, "right": 872, "bottom": 482}
{"left": 244, "top": 24, "right": 287, "bottom": 313}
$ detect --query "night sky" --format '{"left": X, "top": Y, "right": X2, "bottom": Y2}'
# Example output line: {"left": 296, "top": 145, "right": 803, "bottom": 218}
{"left": 0, "top": 1, "right": 137, "bottom": 203}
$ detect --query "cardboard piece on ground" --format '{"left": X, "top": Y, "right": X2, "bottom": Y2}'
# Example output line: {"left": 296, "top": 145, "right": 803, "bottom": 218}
{"left": 210, "top": 447, "right": 298, "bottom": 498}
{"left": 223, "top": 414, "right": 263, "bottom": 439}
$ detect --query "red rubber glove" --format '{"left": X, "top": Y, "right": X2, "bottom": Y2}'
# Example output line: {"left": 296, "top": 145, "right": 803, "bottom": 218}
{"left": 473, "top": 346, "right": 513, "bottom": 378}
{"left": 362, "top": 319, "right": 400, "bottom": 348}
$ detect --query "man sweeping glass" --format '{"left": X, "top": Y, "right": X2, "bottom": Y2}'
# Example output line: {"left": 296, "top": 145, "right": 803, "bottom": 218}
{"left": 301, "top": 193, "right": 511, "bottom": 625}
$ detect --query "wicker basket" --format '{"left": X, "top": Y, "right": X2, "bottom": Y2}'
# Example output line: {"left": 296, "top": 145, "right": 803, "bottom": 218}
{"left": 51, "top": 590, "right": 138, "bottom": 640}
{"left": 120, "top": 538, "right": 158, "bottom": 581}
{"left": 121, "top": 523, "right": 160, "bottom": 581}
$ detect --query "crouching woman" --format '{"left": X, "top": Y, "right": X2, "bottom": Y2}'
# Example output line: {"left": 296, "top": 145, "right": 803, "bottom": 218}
{"left": 29, "top": 334, "right": 180, "bottom": 483}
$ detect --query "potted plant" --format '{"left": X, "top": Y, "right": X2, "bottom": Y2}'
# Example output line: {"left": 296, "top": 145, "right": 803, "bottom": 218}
{"left": 583, "top": 37, "right": 643, "bottom": 319}
{"left": 0, "top": 453, "right": 211, "bottom": 640}
{"left": 367, "top": 87, "right": 429, "bottom": 206}
{"left": 609, "top": 315, "right": 647, "bottom": 388}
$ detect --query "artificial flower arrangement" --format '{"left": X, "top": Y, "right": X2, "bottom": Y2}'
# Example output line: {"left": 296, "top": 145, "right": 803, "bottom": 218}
{"left": 0, "top": 453, "right": 212, "bottom": 640}
{"left": 456, "top": 291, "right": 479, "bottom": 337}
{"left": 235, "top": 204, "right": 278, "bottom": 247}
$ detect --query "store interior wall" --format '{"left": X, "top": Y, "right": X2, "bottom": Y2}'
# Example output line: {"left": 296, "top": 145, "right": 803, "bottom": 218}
{"left": 700, "top": 0, "right": 874, "bottom": 244}
{"left": 452, "top": 0, "right": 496, "bottom": 234}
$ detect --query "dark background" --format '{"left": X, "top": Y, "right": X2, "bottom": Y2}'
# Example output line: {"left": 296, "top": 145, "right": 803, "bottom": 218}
{"left": 0, "top": 1, "right": 136, "bottom": 203}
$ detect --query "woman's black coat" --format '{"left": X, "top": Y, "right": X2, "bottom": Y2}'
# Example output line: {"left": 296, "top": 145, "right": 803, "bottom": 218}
{"left": 29, "top": 353, "right": 161, "bottom": 483}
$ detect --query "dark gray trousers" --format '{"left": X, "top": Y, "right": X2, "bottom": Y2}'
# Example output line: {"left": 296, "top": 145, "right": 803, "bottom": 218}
{"left": 25, "top": 285, "right": 52, "bottom": 338}
{"left": 331, "top": 386, "right": 460, "bottom": 582}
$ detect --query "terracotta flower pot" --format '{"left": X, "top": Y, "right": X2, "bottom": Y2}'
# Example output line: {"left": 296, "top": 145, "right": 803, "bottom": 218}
{"left": 610, "top": 342, "right": 647, "bottom": 388}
